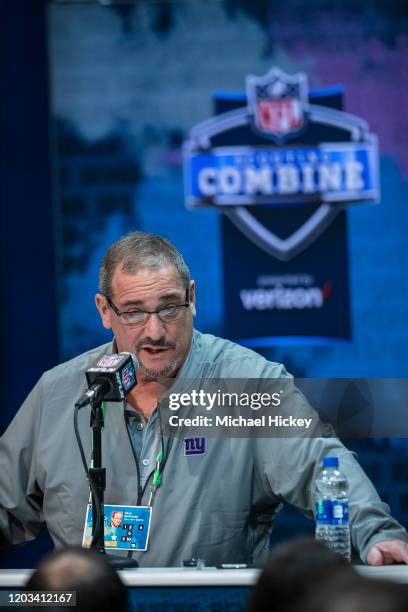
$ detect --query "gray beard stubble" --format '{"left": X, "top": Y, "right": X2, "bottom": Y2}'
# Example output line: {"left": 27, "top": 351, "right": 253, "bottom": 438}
{"left": 138, "top": 355, "right": 182, "bottom": 379}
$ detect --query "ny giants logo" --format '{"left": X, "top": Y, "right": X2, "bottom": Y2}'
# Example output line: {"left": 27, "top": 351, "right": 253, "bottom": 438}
{"left": 184, "top": 437, "right": 206, "bottom": 456}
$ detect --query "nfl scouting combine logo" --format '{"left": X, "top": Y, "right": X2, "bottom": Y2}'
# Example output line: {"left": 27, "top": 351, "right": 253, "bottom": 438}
{"left": 183, "top": 67, "right": 379, "bottom": 261}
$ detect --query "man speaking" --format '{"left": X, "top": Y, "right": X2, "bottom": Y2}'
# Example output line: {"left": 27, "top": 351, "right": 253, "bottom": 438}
{"left": 1, "top": 232, "right": 407, "bottom": 566}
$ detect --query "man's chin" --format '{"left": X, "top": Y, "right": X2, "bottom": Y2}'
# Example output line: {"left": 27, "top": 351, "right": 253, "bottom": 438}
{"left": 138, "top": 357, "right": 181, "bottom": 379}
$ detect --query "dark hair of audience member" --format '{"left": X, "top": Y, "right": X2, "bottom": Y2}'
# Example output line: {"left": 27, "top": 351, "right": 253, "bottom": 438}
{"left": 25, "top": 546, "right": 128, "bottom": 612}
{"left": 247, "top": 537, "right": 358, "bottom": 612}
{"left": 303, "top": 575, "right": 408, "bottom": 612}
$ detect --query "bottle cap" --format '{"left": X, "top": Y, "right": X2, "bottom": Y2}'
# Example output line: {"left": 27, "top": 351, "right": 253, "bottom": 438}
{"left": 323, "top": 456, "right": 339, "bottom": 468}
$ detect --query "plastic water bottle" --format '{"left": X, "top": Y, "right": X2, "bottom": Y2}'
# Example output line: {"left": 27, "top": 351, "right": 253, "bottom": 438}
{"left": 314, "top": 456, "right": 351, "bottom": 560}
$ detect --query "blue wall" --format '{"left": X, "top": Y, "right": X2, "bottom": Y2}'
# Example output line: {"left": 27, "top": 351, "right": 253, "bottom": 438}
{"left": 0, "top": 0, "right": 57, "bottom": 568}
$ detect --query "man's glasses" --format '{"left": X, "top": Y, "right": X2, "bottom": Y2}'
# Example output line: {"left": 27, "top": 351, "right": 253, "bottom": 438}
{"left": 106, "top": 289, "right": 190, "bottom": 327}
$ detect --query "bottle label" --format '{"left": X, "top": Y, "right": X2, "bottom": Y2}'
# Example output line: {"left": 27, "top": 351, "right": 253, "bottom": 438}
{"left": 315, "top": 499, "right": 349, "bottom": 525}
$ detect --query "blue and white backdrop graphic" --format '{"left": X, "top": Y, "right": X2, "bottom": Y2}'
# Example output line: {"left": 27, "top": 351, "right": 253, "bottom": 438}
{"left": 183, "top": 68, "right": 379, "bottom": 344}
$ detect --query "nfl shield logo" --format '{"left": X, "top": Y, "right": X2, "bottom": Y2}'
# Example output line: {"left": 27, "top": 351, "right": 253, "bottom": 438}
{"left": 121, "top": 362, "right": 134, "bottom": 391}
{"left": 246, "top": 67, "right": 308, "bottom": 142}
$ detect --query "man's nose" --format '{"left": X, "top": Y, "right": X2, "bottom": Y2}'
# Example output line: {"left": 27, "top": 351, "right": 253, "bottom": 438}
{"left": 143, "top": 313, "right": 166, "bottom": 339}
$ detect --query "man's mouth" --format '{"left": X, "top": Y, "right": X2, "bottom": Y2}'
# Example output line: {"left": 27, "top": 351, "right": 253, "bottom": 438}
{"left": 138, "top": 345, "right": 174, "bottom": 356}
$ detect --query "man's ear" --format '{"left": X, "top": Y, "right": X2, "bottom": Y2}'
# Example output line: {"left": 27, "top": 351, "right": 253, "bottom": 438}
{"left": 189, "top": 280, "right": 196, "bottom": 316}
{"left": 95, "top": 294, "right": 113, "bottom": 330}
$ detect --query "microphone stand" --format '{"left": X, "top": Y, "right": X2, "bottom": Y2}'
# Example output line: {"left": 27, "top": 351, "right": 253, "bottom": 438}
{"left": 87, "top": 397, "right": 139, "bottom": 568}
{"left": 89, "top": 397, "right": 106, "bottom": 554}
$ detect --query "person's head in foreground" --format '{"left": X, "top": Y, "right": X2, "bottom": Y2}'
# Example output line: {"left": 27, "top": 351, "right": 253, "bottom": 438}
{"left": 303, "top": 574, "right": 408, "bottom": 612}
{"left": 25, "top": 546, "right": 128, "bottom": 612}
{"left": 95, "top": 231, "right": 196, "bottom": 380}
{"left": 247, "top": 537, "right": 358, "bottom": 612}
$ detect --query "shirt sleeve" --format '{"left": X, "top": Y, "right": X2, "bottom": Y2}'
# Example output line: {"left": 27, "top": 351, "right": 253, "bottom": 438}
{"left": 0, "top": 377, "right": 46, "bottom": 545}
{"left": 253, "top": 377, "right": 408, "bottom": 563}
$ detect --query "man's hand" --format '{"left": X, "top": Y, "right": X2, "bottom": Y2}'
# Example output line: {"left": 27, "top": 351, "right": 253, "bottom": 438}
{"left": 367, "top": 540, "right": 408, "bottom": 565}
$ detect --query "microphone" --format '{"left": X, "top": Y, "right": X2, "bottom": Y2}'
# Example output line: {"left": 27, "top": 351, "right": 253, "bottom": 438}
{"left": 76, "top": 352, "right": 139, "bottom": 408}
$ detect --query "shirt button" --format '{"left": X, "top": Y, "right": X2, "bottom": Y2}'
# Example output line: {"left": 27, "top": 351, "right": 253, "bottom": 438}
{"left": 136, "top": 422, "right": 144, "bottom": 431}
{"left": 142, "top": 458, "right": 149, "bottom": 467}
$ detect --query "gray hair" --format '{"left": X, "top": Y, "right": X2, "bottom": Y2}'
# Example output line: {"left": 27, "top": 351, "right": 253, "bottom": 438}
{"left": 99, "top": 231, "right": 190, "bottom": 297}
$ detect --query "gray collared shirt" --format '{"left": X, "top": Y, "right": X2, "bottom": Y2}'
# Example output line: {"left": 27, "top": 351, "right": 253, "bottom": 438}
{"left": 1, "top": 330, "right": 407, "bottom": 566}
{"left": 124, "top": 406, "right": 160, "bottom": 491}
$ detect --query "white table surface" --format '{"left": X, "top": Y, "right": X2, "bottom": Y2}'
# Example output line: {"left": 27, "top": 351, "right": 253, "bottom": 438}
{"left": 1, "top": 565, "right": 408, "bottom": 588}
